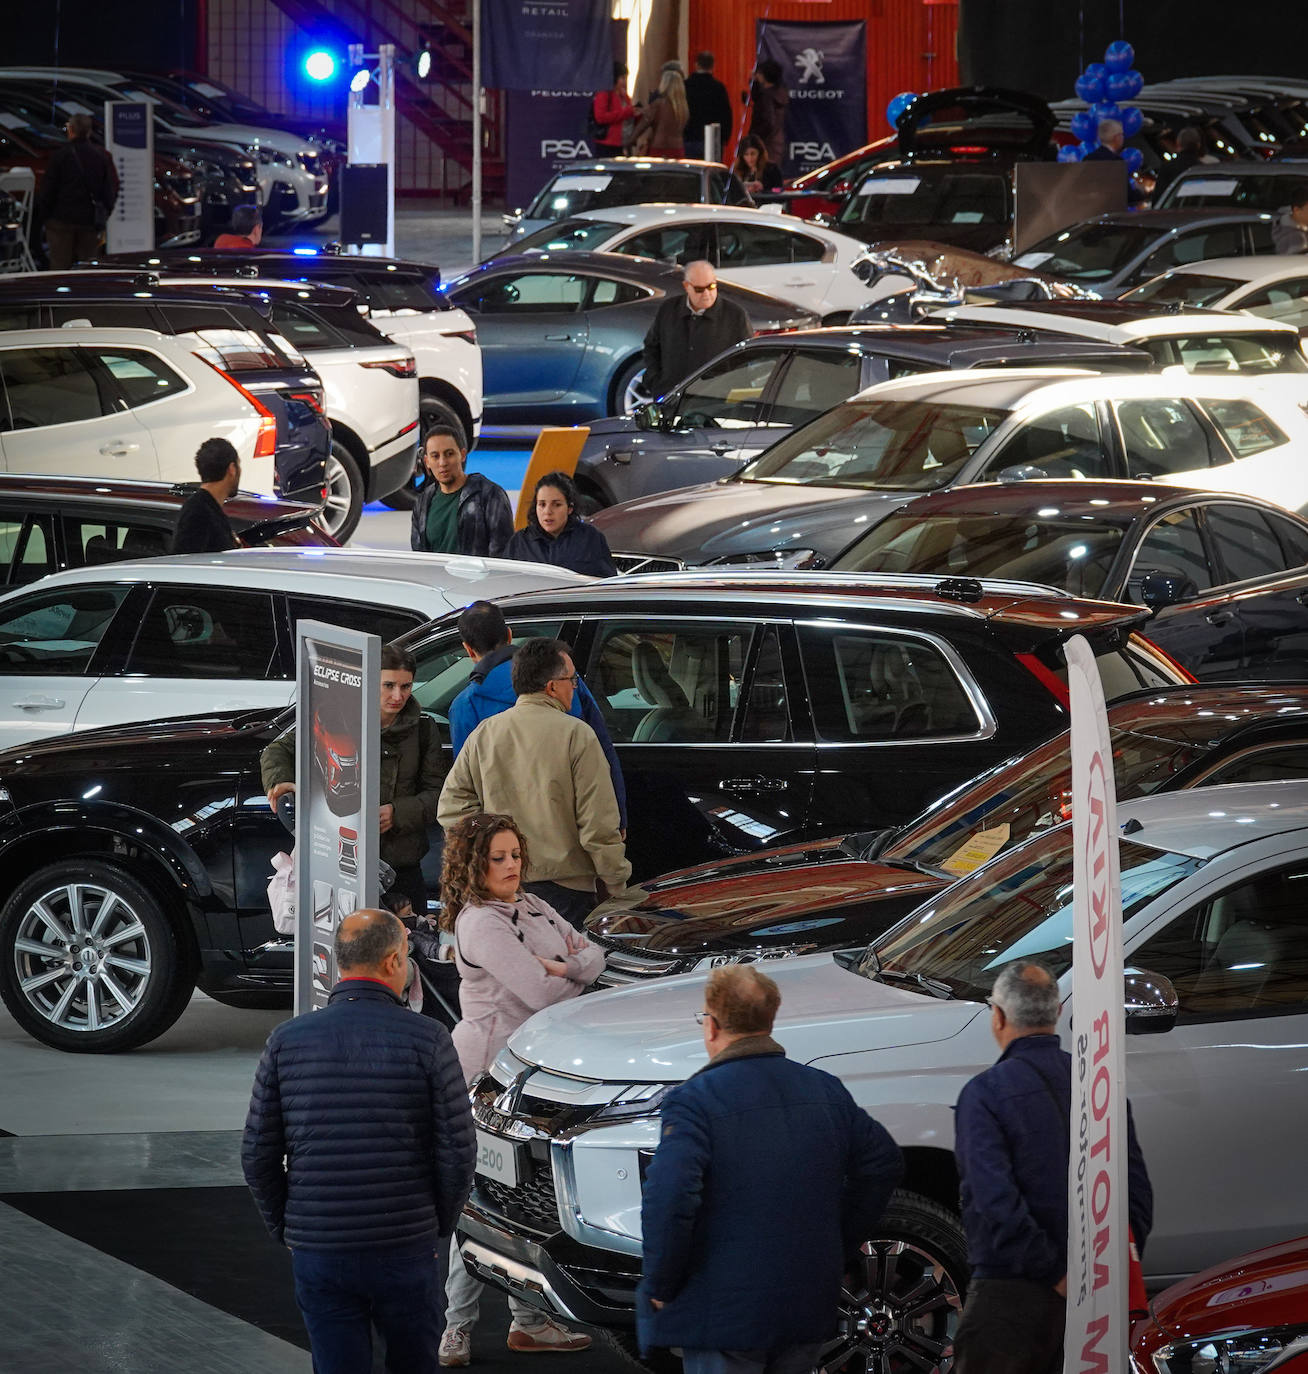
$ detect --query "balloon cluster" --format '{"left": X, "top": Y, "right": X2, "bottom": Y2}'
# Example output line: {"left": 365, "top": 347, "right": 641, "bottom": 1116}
{"left": 886, "top": 91, "right": 918, "bottom": 129}
{"left": 1059, "top": 41, "right": 1145, "bottom": 173}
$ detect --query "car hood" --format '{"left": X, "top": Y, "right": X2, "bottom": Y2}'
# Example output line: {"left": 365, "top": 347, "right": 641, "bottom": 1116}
{"left": 508, "top": 953, "right": 983, "bottom": 1080}
{"left": 583, "top": 414, "right": 640, "bottom": 441}
{"left": 588, "top": 480, "right": 916, "bottom": 563}
{"left": 1148, "top": 1234, "right": 1308, "bottom": 1340}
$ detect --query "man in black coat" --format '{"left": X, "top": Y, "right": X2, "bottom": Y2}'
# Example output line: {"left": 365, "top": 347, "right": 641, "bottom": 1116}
{"left": 242, "top": 908, "right": 476, "bottom": 1374}
{"left": 171, "top": 436, "right": 241, "bottom": 554}
{"left": 37, "top": 113, "right": 119, "bottom": 269}
{"left": 642, "top": 260, "right": 751, "bottom": 401}
{"left": 684, "top": 52, "right": 733, "bottom": 160}
{"left": 410, "top": 424, "right": 514, "bottom": 557}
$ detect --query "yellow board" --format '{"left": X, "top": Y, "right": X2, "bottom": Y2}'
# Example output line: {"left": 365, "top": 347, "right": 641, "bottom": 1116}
{"left": 513, "top": 426, "right": 590, "bottom": 530}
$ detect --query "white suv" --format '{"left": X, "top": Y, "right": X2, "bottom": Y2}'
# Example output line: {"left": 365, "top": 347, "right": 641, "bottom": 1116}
{"left": 455, "top": 781, "right": 1308, "bottom": 1370}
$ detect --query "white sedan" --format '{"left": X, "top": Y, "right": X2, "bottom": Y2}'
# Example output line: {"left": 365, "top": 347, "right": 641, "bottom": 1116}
{"left": 511, "top": 203, "right": 871, "bottom": 321}
{"left": 1123, "top": 255, "right": 1308, "bottom": 329}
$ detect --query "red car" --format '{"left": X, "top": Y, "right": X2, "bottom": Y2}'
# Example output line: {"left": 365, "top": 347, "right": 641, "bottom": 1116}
{"left": 1132, "top": 1235, "right": 1308, "bottom": 1373}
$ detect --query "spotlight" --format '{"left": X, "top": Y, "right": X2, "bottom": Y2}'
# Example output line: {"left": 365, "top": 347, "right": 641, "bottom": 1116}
{"left": 304, "top": 50, "right": 338, "bottom": 82}
{"left": 416, "top": 47, "right": 432, "bottom": 80}
{"left": 349, "top": 66, "right": 372, "bottom": 93}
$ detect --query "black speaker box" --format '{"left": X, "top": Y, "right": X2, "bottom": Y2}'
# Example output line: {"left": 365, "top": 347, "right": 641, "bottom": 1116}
{"left": 340, "top": 163, "right": 389, "bottom": 246}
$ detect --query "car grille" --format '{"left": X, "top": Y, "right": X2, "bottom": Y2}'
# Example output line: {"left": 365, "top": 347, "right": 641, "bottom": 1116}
{"left": 475, "top": 1157, "right": 561, "bottom": 1235}
{"left": 598, "top": 947, "right": 686, "bottom": 985}
{"left": 612, "top": 552, "right": 684, "bottom": 575}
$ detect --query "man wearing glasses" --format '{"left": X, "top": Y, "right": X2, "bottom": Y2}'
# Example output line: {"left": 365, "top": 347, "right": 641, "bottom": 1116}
{"left": 642, "top": 259, "right": 751, "bottom": 401}
{"left": 637, "top": 965, "right": 904, "bottom": 1374}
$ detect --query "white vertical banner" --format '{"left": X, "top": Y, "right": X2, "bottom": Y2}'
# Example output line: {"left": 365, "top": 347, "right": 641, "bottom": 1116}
{"left": 1064, "top": 635, "right": 1129, "bottom": 1374}
{"left": 104, "top": 101, "right": 154, "bottom": 254}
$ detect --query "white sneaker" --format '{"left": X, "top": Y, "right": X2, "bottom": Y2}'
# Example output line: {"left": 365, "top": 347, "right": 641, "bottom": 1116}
{"left": 506, "top": 1318, "right": 592, "bottom": 1353}
{"left": 440, "top": 1326, "right": 472, "bottom": 1367}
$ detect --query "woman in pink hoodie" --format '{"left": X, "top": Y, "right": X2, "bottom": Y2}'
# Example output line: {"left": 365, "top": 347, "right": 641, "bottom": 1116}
{"left": 438, "top": 813, "right": 605, "bottom": 1367}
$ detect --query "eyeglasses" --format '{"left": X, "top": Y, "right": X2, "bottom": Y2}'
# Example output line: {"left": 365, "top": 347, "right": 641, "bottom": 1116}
{"left": 694, "top": 1010, "right": 716, "bottom": 1026}
{"left": 550, "top": 673, "right": 580, "bottom": 687}
{"left": 687, "top": 281, "right": 718, "bottom": 293}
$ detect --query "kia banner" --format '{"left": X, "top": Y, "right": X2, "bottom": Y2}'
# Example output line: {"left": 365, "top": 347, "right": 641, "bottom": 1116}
{"left": 482, "top": 0, "right": 611, "bottom": 93}
{"left": 755, "top": 20, "right": 867, "bottom": 177}
{"left": 294, "top": 622, "right": 380, "bottom": 1014}
{"left": 1064, "top": 635, "right": 1129, "bottom": 1374}
{"left": 505, "top": 89, "right": 597, "bottom": 211}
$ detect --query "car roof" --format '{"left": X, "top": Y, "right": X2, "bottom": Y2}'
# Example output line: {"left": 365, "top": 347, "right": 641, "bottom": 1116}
{"left": 935, "top": 299, "right": 1300, "bottom": 340}
{"left": 0, "top": 270, "right": 357, "bottom": 307}
{"left": 545, "top": 157, "right": 724, "bottom": 174}
{"left": 1068, "top": 208, "right": 1275, "bottom": 231}
{"left": 765, "top": 322, "right": 1141, "bottom": 366}
{"left": 1140, "top": 255, "right": 1308, "bottom": 286}
{"left": 1118, "top": 779, "right": 1308, "bottom": 858}
{"left": 1171, "top": 160, "right": 1308, "bottom": 179}
{"left": 117, "top": 249, "right": 442, "bottom": 276}
{"left": 0, "top": 325, "right": 184, "bottom": 350}
{"left": 571, "top": 203, "right": 840, "bottom": 232}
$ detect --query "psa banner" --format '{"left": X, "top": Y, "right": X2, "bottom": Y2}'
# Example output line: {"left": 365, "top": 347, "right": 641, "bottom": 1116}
{"left": 482, "top": 0, "right": 610, "bottom": 93}
{"left": 294, "top": 622, "right": 381, "bottom": 1014}
{"left": 505, "top": 89, "right": 596, "bottom": 211}
{"left": 756, "top": 20, "right": 867, "bottom": 177}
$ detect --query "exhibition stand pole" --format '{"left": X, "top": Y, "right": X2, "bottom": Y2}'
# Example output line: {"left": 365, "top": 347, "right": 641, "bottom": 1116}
{"left": 472, "top": 0, "right": 483, "bottom": 263}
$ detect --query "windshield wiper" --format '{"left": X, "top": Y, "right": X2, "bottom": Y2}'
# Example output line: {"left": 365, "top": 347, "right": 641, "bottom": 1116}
{"left": 876, "top": 967, "right": 956, "bottom": 1000}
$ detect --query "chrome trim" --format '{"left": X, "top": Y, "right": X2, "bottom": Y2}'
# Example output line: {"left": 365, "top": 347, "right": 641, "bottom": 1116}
{"left": 553, "top": 1137, "right": 644, "bottom": 1257}
{"left": 458, "top": 1238, "right": 579, "bottom": 1320}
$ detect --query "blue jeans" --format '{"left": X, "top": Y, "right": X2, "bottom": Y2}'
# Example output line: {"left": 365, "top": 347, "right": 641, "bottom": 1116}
{"left": 682, "top": 1344, "right": 824, "bottom": 1374}
{"left": 291, "top": 1244, "right": 444, "bottom": 1374}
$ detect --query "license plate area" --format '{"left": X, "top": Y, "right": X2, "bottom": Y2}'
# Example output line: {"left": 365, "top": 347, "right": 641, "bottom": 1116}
{"left": 475, "top": 1129, "right": 528, "bottom": 1188}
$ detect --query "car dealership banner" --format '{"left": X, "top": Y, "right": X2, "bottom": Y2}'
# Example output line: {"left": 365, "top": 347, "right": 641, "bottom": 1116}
{"left": 755, "top": 20, "right": 867, "bottom": 177}
{"left": 104, "top": 101, "right": 153, "bottom": 254}
{"left": 505, "top": 89, "right": 597, "bottom": 211}
{"left": 1065, "top": 635, "right": 1129, "bottom": 1374}
{"left": 482, "top": 0, "right": 611, "bottom": 93}
{"left": 294, "top": 623, "right": 380, "bottom": 1014}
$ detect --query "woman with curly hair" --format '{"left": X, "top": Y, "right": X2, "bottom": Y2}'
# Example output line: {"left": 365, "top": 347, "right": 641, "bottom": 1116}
{"left": 437, "top": 812, "right": 604, "bottom": 1367}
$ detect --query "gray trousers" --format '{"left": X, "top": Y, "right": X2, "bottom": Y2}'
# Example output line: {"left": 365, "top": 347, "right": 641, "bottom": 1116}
{"left": 444, "top": 1242, "right": 547, "bottom": 1332}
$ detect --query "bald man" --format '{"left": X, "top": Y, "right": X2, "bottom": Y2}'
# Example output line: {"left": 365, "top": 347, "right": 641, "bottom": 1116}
{"left": 242, "top": 909, "right": 475, "bottom": 1374}
{"left": 641, "top": 258, "right": 751, "bottom": 401}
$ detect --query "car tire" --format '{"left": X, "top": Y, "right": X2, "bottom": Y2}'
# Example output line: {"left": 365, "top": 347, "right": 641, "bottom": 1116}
{"left": 610, "top": 357, "right": 651, "bottom": 416}
{"left": 0, "top": 859, "right": 195, "bottom": 1054}
{"left": 323, "top": 441, "right": 365, "bottom": 541}
{"left": 822, "top": 1189, "right": 969, "bottom": 1374}
{"left": 600, "top": 1328, "right": 681, "bottom": 1374}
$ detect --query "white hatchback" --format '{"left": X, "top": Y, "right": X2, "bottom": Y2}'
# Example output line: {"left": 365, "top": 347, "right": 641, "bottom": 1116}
{"left": 1123, "top": 255, "right": 1308, "bottom": 331}
{"left": 0, "top": 548, "right": 589, "bottom": 751}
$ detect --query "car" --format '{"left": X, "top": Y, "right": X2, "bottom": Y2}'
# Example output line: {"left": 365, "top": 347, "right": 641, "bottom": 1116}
{"left": 1006, "top": 210, "right": 1276, "bottom": 298}
{"left": 0, "top": 273, "right": 331, "bottom": 512}
{"left": 587, "top": 681, "right": 1308, "bottom": 984}
{"left": 1131, "top": 1234, "right": 1308, "bottom": 1374}
{"left": 1153, "top": 158, "right": 1308, "bottom": 213}
{"left": 0, "top": 473, "right": 333, "bottom": 586}
{"left": 831, "top": 481, "right": 1308, "bottom": 680}
{"left": 574, "top": 325, "right": 1149, "bottom": 515}
{"left": 0, "top": 547, "right": 590, "bottom": 751}
{"left": 454, "top": 780, "right": 1308, "bottom": 1367}
{"left": 1122, "top": 254, "right": 1308, "bottom": 328}
{"left": 442, "top": 252, "right": 817, "bottom": 433}
{"left": 508, "top": 204, "right": 874, "bottom": 321}
{"left": 397, "top": 570, "right": 1187, "bottom": 880}
{"left": 502, "top": 157, "right": 753, "bottom": 243}
{"left": 589, "top": 369, "right": 1308, "bottom": 570}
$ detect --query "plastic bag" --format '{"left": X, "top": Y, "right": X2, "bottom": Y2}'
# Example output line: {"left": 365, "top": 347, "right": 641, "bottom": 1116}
{"left": 268, "top": 851, "right": 296, "bottom": 935}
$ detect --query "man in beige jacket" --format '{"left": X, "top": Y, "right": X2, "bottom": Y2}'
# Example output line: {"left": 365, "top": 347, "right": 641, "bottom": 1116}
{"left": 438, "top": 638, "right": 630, "bottom": 927}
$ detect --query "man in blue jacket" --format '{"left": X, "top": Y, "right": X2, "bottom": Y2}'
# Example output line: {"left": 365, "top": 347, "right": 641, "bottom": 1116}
{"left": 638, "top": 965, "right": 904, "bottom": 1374}
{"left": 448, "top": 600, "right": 627, "bottom": 830}
{"left": 953, "top": 960, "right": 1153, "bottom": 1374}
{"left": 241, "top": 908, "right": 476, "bottom": 1374}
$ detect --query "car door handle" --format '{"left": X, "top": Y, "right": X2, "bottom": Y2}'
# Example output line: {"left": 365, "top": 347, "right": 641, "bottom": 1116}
{"left": 709, "top": 441, "right": 731, "bottom": 455}
{"left": 720, "top": 776, "right": 788, "bottom": 792}
{"left": 1205, "top": 610, "right": 1235, "bottom": 626}
{"left": 543, "top": 333, "right": 573, "bottom": 341}
{"left": 98, "top": 441, "right": 140, "bottom": 456}
{"left": 14, "top": 695, "right": 65, "bottom": 711}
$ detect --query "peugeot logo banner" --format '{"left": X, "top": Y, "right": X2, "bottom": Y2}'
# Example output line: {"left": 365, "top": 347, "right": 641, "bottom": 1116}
{"left": 481, "top": 0, "right": 612, "bottom": 93}
{"left": 755, "top": 19, "right": 867, "bottom": 177}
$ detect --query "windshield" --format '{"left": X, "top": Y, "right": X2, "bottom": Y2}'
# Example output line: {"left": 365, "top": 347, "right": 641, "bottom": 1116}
{"left": 514, "top": 218, "right": 623, "bottom": 253}
{"left": 858, "top": 833, "right": 1204, "bottom": 1000}
{"left": 1123, "top": 272, "right": 1234, "bottom": 308}
{"left": 109, "top": 81, "right": 209, "bottom": 129}
{"left": 1158, "top": 174, "right": 1301, "bottom": 212}
{"left": 838, "top": 168, "right": 1009, "bottom": 228}
{"left": 738, "top": 399, "right": 1006, "bottom": 492}
{"left": 524, "top": 170, "right": 700, "bottom": 221}
{"left": 1012, "top": 222, "right": 1157, "bottom": 282}
{"left": 832, "top": 510, "right": 1125, "bottom": 597}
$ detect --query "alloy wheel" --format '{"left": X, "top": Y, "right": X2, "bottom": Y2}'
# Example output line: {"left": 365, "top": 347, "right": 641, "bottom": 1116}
{"left": 623, "top": 368, "right": 652, "bottom": 414}
{"left": 321, "top": 452, "right": 356, "bottom": 536}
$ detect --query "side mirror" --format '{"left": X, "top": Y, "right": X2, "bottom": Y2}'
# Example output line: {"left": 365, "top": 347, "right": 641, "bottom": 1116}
{"left": 1124, "top": 967, "right": 1179, "bottom": 1035}
{"left": 1138, "top": 572, "right": 1194, "bottom": 613}
{"left": 996, "top": 463, "right": 1049, "bottom": 483}
{"left": 634, "top": 402, "right": 662, "bottom": 432}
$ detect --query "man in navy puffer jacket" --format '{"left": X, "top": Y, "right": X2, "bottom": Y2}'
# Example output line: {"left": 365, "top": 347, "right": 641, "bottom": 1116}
{"left": 242, "top": 908, "right": 475, "bottom": 1374}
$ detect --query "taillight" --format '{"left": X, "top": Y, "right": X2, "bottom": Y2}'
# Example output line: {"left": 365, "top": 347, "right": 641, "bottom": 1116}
{"left": 194, "top": 354, "right": 278, "bottom": 459}
{"left": 362, "top": 355, "right": 417, "bottom": 378}
{"left": 440, "top": 327, "right": 478, "bottom": 344}
{"left": 290, "top": 389, "right": 326, "bottom": 415}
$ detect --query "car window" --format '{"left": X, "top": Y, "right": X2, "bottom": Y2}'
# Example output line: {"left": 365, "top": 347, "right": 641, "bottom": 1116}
{"left": 839, "top": 171, "right": 1007, "bottom": 227}
{"left": 1127, "top": 509, "right": 1214, "bottom": 602}
{"left": 349, "top": 270, "right": 442, "bottom": 313}
{"left": 717, "top": 224, "right": 799, "bottom": 267}
{"left": 586, "top": 277, "right": 649, "bottom": 307}
{"left": 473, "top": 273, "right": 587, "bottom": 314}
{"left": 71, "top": 520, "right": 171, "bottom": 565}
{"left": 1116, "top": 399, "right": 1215, "bottom": 476}
{"left": 798, "top": 626, "right": 984, "bottom": 743}
{"left": 788, "top": 232, "right": 827, "bottom": 264}
{"left": 185, "top": 328, "right": 280, "bottom": 373}
{"left": 0, "top": 347, "right": 112, "bottom": 429}
{"left": 1234, "top": 278, "right": 1308, "bottom": 328}
{"left": 612, "top": 225, "right": 715, "bottom": 264}
{"left": 286, "top": 595, "right": 424, "bottom": 661}
{"left": 92, "top": 349, "right": 189, "bottom": 408}
{"left": 1170, "top": 334, "right": 1307, "bottom": 376}
{"left": 1203, "top": 503, "right": 1289, "bottom": 584}
{"left": 0, "top": 306, "right": 41, "bottom": 332}
{"left": 765, "top": 350, "right": 865, "bottom": 430}
{"left": 268, "top": 302, "right": 345, "bottom": 350}
{"left": 126, "top": 587, "right": 278, "bottom": 679}
{"left": 1132, "top": 863, "right": 1308, "bottom": 1022}
{"left": 513, "top": 219, "right": 626, "bottom": 254}
{"left": 738, "top": 626, "right": 790, "bottom": 742}
{"left": 586, "top": 622, "right": 751, "bottom": 744}
{"left": 672, "top": 349, "right": 785, "bottom": 429}
{"left": 0, "top": 585, "right": 130, "bottom": 674}
{"left": 1265, "top": 512, "right": 1308, "bottom": 567}
{"left": 410, "top": 621, "right": 563, "bottom": 724}
{"left": 46, "top": 301, "right": 158, "bottom": 331}
{"left": 983, "top": 403, "right": 1106, "bottom": 479}
{"left": 1200, "top": 743, "right": 1308, "bottom": 786}
{"left": 1169, "top": 224, "right": 1248, "bottom": 267}
{"left": 1202, "top": 398, "right": 1288, "bottom": 458}
{"left": 0, "top": 515, "right": 54, "bottom": 585}
{"left": 722, "top": 174, "right": 753, "bottom": 206}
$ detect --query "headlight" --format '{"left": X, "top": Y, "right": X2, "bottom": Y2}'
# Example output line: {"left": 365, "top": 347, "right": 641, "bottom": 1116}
{"left": 592, "top": 1085, "right": 670, "bottom": 1123}
{"left": 1152, "top": 1326, "right": 1308, "bottom": 1374}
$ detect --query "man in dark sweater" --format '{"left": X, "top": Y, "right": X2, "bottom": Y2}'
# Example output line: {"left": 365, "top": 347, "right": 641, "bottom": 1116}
{"left": 171, "top": 436, "right": 241, "bottom": 554}
{"left": 37, "top": 113, "right": 119, "bottom": 269}
{"left": 684, "top": 52, "right": 733, "bottom": 160}
{"left": 642, "top": 260, "right": 751, "bottom": 400}
{"left": 410, "top": 425, "right": 514, "bottom": 558}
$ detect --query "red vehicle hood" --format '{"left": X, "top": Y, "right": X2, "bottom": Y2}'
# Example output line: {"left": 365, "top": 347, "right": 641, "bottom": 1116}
{"left": 1148, "top": 1235, "right": 1308, "bottom": 1341}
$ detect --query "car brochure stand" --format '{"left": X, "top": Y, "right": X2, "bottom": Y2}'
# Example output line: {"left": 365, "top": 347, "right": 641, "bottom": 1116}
{"left": 104, "top": 101, "right": 154, "bottom": 254}
{"left": 294, "top": 622, "right": 381, "bottom": 1014}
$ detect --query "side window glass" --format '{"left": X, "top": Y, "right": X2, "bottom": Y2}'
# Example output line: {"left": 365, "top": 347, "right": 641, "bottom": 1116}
{"left": 1238, "top": 278, "right": 1308, "bottom": 329}
{"left": 0, "top": 516, "right": 55, "bottom": 585}
{"left": 1203, "top": 398, "right": 1289, "bottom": 457}
{"left": 1171, "top": 225, "right": 1245, "bottom": 266}
{"left": 1266, "top": 512, "right": 1308, "bottom": 567}
{"left": 0, "top": 585, "right": 129, "bottom": 674}
{"left": 126, "top": 587, "right": 278, "bottom": 679}
{"left": 287, "top": 596, "right": 424, "bottom": 664}
{"left": 1201, "top": 744, "right": 1308, "bottom": 786}
{"left": 587, "top": 622, "right": 751, "bottom": 743}
{"left": 475, "top": 274, "right": 586, "bottom": 314}
{"left": 766, "top": 350, "right": 864, "bottom": 430}
{"left": 789, "top": 233, "right": 827, "bottom": 264}
{"left": 411, "top": 620, "right": 561, "bottom": 723}
{"left": 0, "top": 347, "right": 109, "bottom": 428}
{"left": 70, "top": 520, "right": 170, "bottom": 567}
{"left": 718, "top": 224, "right": 796, "bottom": 267}
{"left": 1132, "top": 864, "right": 1308, "bottom": 1021}
{"left": 47, "top": 302, "right": 157, "bottom": 330}
{"left": 1127, "top": 510, "right": 1214, "bottom": 603}
{"left": 798, "top": 627, "right": 983, "bottom": 742}
{"left": 93, "top": 350, "right": 188, "bottom": 408}
{"left": 1203, "top": 504, "right": 1287, "bottom": 584}
{"left": 984, "top": 404, "right": 1105, "bottom": 479}
{"left": 1116, "top": 399, "right": 1214, "bottom": 476}
{"left": 267, "top": 303, "right": 341, "bottom": 349}
{"left": 672, "top": 350, "right": 783, "bottom": 429}
{"left": 739, "top": 627, "right": 791, "bottom": 742}
{"left": 614, "top": 226, "right": 714, "bottom": 264}
{"left": 587, "top": 278, "right": 648, "bottom": 307}
{"left": 1172, "top": 334, "right": 1306, "bottom": 376}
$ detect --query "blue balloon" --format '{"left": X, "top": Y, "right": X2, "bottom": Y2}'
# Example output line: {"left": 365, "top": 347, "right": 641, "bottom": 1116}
{"left": 1070, "top": 109, "right": 1097, "bottom": 142}
{"left": 1122, "top": 146, "right": 1144, "bottom": 173}
{"left": 1074, "top": 73, "right": 1105, "bottom": 103}
{"left": 886, "top": 91, "right": 918, "bottom": 127}
{"left": 1057, "top": 144, "right": 1083, "bottom": 163}
{"left": 1091, "top": 101, "right": 1123, "bottom": 124}
{"left": 1107, "top": 70, "right": 1143, "bottom": 103}
{"left": 1120, "top": 105, "right": 1144, "bottom": 137}
{"left": 1079, "top": 140, "right": 1098, "bottom": 159}
{"left": 1104, "top": 40, "right": 1135, "bottom": 73}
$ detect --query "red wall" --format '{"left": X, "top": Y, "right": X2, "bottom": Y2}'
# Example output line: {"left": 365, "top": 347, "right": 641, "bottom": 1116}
{"left": 688, "top": 0, "right": 959, "bottom": 158}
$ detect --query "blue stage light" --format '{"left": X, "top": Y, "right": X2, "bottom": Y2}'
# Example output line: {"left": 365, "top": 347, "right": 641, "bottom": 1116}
{"left": 304, "top": 50, "right": 337, "bottom": 82}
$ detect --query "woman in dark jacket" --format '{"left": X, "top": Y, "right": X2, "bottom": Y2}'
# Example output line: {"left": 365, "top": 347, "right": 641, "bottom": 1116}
{"left": 504, "top": 472, "right": 617, "bottom": 577}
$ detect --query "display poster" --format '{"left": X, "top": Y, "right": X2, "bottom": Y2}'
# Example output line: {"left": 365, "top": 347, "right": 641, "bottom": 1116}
{"left": 1064, "top": 635, "right": 1129, "bottom": 1374}
{"left": 105, "top": 101, "right": 154, "bottom": 254}
{"left": 294, "top": 623, "right": 380, "bottom": 1014}
{"left": 482, "top": 0, "right": 610, "bottom": 93}
{"left": 1012, "top": 162, "right": 1126, "bottom": 255}
{"left": 505, "top": 89, "right": 597, "bottom": 211}
{"left": 755, "top": 20, "right": 867, "bottom": 177}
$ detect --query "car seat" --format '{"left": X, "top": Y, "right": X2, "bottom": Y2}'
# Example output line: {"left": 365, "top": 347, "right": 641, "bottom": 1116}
{"left": 1187, "top": 879, "right": 1307, "bottom": 1012}
{"left": 631, "top": 641, "right": 704, "bottom": 742}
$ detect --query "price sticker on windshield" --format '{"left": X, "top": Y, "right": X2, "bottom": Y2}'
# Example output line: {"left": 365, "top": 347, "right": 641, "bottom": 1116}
{"left": 939, "top": 823, "right": 1011, "bottom": 877}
